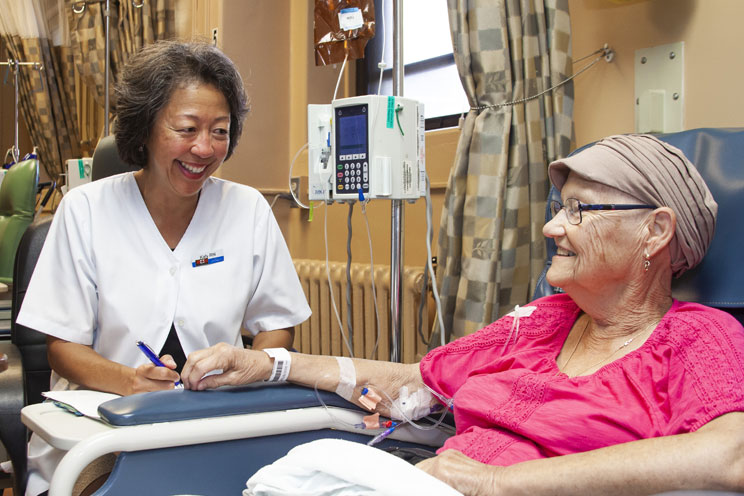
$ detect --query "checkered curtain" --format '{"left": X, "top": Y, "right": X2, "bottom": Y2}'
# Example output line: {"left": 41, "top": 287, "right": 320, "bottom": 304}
{"left": 67, "top": 0, "right": 175, "bottom": 117}
{"left": 0, "top": 0, "right": 81, "bottom": 180}
{"left": 436, "top": 0, "right": 573, "bottom": 340}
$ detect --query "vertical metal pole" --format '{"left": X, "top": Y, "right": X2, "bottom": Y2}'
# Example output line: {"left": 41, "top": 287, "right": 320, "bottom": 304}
{"left": 12, "top": 62, "right": 19, "bottom": 162}
{"left": 103, "top": 0, "right": 111, "bottom": 137}
{"left": 389, "top": 0, "right": 404, "bottom": 362}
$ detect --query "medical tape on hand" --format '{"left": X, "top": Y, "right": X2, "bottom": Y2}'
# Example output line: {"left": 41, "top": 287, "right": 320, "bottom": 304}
{"left": 334, "top": 356, "right": 356, "bottom": 400}
{"left": 390, "top": 386, "right": 435, "bottom": 421}
{"left": 358, "top": 387, "right": 382, "bottom": 410}
{"left": 362, "top": 412, "right": 380, "bottom": 429}
{"left": 263, "top": 348, "right": 291, "bottom": 382}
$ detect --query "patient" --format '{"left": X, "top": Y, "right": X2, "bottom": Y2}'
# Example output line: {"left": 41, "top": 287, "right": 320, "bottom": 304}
{"left": 17, "top": 41, "right": 310, "bottom": 496}
{"left": 182, "top": 134, "right": 744, "bottom": 495}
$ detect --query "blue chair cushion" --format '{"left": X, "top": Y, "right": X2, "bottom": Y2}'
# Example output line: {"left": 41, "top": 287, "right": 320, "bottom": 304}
{"left": 99, "top": 383, "right": 364, "bottom": 426}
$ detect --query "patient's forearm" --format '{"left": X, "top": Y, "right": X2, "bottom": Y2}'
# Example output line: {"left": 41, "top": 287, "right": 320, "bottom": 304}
{"left": 286, "top": 353, "right": 426, "bottom": 418}
{"left": 496, "top": 412, "right": 744, "bottom": 496}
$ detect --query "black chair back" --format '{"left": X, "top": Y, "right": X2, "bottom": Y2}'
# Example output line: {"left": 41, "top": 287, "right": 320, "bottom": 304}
{"left": 11, "top": 217, "right": 53, "bottom": 406}
{"left": 91, "top": 135, "right": 140, "bottom": 181}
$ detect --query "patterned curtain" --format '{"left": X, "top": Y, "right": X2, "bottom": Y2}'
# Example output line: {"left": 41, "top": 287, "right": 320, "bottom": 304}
{"left": 436, "top": 0, "right": 573, "bottom": 340}
{"left": 67, "top": 0, "right": 175, "bottom": 125}
{"left": 0, "top": 0, "right": 81, "bottom": 180}
{"left": 0, "top": 0, "right": 174, "bottom": 181}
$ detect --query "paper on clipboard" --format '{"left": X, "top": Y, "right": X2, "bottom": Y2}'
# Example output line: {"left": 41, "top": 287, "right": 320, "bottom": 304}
{"left": 42, "top": 390, "right": 121, "bottom": 419}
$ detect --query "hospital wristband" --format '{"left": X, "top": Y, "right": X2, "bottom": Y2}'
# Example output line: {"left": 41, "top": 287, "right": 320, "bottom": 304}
{"left": 263, "top": 348, "right": 291, "bottom": 382}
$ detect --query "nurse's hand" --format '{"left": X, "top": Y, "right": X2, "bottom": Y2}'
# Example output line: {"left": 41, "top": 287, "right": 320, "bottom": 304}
{"left": 180, "top": 342, "right": 272, "bottom": 391}
{"left": 416, "top": 449, "right": 502, "bottom": 496}
{"left": 129, "top": 353, "right": 182, "bottom": 394}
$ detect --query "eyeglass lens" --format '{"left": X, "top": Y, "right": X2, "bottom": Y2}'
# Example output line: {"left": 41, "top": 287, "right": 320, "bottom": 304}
{"left": 550, "top": 199, "right": 580, "bottom": 224}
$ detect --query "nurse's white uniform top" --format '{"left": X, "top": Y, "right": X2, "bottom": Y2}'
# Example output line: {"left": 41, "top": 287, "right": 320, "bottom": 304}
{"left": 17, "top": 172, "right": 310, "bottom": 495}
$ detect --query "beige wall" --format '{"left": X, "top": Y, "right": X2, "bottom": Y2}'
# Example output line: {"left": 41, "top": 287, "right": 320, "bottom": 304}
{"left": 570, "top": 0, "right": 744, "bottom": 148}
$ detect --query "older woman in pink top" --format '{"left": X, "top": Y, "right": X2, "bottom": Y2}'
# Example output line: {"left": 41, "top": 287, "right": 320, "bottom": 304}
{"left": 181, "top": 135, "right": 744, "bottom": 495}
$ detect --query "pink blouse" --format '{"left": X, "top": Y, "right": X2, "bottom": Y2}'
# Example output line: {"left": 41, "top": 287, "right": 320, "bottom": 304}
{"left": 420, "top": 294, "right": 744, "bottom": 466}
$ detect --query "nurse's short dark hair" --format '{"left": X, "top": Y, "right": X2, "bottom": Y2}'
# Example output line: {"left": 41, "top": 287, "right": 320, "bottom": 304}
{"left": 114, "top": 40, "right": 249, "bottom": 168}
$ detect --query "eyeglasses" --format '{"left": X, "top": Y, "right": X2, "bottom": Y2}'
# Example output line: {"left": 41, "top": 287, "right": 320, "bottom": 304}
{"left": 550, "top": 198, "right": 657, "bottom": 225}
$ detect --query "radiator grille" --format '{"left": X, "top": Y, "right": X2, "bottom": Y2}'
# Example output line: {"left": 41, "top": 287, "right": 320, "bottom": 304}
{"left": 293, "top": 259, "right": 429, "bottom": 363}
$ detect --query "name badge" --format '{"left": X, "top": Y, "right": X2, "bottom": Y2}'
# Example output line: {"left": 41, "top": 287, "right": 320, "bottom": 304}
{"left": 192, "top": 250, "right": 224, "bottom": 268}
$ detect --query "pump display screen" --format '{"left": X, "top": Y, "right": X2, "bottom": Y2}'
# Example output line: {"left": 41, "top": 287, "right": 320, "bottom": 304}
{"left": 335, "top": 104, "right": 369, "bottom": 195}
{"left": 337, "top": 114, "right": 366, "bottom": 156}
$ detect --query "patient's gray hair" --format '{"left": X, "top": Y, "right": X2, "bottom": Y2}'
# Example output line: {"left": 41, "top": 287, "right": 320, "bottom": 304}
{"left": 548, "top": 134, "right": 718, "bottom": 278}
{"left": 114, "top": 40, "right": 249, "bottom": 168}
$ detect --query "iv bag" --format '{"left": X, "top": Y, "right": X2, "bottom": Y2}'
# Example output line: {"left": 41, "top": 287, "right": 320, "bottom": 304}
{"left": 314, "top": 0, "right": 375, "bottom": 66}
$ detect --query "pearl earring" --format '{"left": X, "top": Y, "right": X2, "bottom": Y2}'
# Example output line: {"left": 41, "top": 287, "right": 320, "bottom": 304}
{"left": 643, "top": 253, "right": 651, "bottom": 272}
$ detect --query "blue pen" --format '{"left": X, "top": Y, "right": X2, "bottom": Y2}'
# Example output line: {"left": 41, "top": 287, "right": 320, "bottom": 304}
{"left": 136, "top": 340, "right": 182, "bottom": 387}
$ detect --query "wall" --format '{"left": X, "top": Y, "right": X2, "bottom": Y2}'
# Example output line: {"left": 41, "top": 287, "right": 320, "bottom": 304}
{"left": 201, "top": 0, "right": 743, "bottom": 271}
{"left": 570, "top": 0, "right": 744, "bottom": 148}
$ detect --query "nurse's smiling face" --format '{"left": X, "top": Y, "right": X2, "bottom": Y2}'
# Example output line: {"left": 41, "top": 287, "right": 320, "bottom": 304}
{"left": 144, "top": 82, "right": 231, "bottom": 199}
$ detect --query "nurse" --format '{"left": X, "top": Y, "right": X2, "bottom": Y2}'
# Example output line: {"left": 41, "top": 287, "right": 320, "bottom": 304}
{"left": 17, "top": 41, "right": 310, "bottom": 496}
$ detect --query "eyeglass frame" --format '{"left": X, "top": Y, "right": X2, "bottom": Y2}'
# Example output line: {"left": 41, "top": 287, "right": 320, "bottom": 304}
{"left": 550, "top": 197, "right": 657, "bottom": 225}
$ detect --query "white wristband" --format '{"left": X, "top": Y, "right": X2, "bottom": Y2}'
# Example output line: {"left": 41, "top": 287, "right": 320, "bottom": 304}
{"left": 263, "top": 348, "right": 291, "bottom": 382}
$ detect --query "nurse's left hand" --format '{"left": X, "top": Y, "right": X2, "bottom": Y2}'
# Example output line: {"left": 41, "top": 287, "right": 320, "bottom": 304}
{"left": 416, "top": 449, "right": 502, "bottom": 496}
{"left": 180, "top": 343, "right": 272, "bottom": 391}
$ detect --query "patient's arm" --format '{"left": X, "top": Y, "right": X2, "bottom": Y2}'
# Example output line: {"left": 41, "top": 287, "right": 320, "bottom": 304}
{"left": 47, "top": 336, "right": 182, "bottom": 396}
{"left": 180, "top": 344, "right": 432, "bottom": 418}
{"left": 417, "top": 411, "right": 744, "bottom": 496}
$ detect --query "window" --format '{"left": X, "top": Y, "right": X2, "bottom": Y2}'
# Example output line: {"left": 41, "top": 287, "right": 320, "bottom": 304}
{"left": 360, "top": 0, "right": 469, "bottom": 130}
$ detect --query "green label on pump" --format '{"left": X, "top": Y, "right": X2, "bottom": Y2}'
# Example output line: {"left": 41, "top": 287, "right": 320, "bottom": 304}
{"left": 386, "top": 96, "right": 395, "bottom": 129}
{"left": 78, "top": 159, "right": 85, "bottom": 179}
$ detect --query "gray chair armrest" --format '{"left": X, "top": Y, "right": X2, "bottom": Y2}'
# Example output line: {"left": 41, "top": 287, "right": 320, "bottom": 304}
{"left": 0, "top": 340, "right": 27, "bottom": 495}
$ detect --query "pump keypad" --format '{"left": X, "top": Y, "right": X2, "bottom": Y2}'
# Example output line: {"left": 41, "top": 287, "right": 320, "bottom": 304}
{"left": 336, "top": 153, "right": 369, "bottom": 193}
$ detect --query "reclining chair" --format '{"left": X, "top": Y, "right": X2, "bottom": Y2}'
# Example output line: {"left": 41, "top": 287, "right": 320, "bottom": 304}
{"left": 0, "top": 216, "right": 52, "bottom": 496}
{"left": 7, "top": 138, "right": 447, "bottom": 495}
{"left": 23, "top": 128, "right": 742, "bottom": 496}
{"left": 534, "top": 128, "right": 744, "bottom": 328}
{"left": 0, "top": 157, "right": 39, "bottom": 287}
{"left": 533, "top": 128, "right": 744, "bottom": 496}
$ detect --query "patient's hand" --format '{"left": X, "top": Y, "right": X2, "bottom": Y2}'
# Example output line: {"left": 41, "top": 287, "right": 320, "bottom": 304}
{"left": 416, "top": 449, "right": 502, "bottom": 496}
{"left": 180, "top": 343, "right": 272, "bottom": 391}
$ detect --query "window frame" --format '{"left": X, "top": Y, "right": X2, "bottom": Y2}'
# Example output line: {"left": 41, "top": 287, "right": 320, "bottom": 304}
{"left": 356, "top": 0, "right": 467, "bottom": 131}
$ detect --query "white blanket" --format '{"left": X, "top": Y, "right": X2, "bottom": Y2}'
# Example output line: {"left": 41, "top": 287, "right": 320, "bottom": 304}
{"left": 244, "top": 438, "right": 463, "bottom": 496}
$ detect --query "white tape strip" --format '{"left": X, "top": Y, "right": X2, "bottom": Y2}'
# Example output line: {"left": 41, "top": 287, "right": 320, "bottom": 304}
{"left": 335, "top": 356, "right": 356, "bottom": 400}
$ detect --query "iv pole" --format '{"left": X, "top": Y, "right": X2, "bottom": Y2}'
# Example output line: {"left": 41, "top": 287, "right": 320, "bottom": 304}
{"left": 0, "top": 60, "right": 43, "bottom": 163}
{"left": 73, "top": 0, "right": 129, "bottom": 137}
{"left": 389, "top": 0, "right": 404, "bottom": 362}
{"left": 103, "top": 0, "right": 110, "bottom": 136}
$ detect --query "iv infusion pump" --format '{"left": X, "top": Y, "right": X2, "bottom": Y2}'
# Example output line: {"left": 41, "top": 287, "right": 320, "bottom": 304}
{"left": 307, "top": 95, "right": 426, "bottom": 202}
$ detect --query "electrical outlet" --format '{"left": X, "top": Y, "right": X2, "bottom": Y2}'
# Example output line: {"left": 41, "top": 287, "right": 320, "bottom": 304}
{"left": 211, "top": 28, "right": 218, "bottom": 46}
{"left": 290, "top": 177, "right": 301, "bottom": 197}
{"left": 289, "top": 177, "right": 302, "bottom": 208}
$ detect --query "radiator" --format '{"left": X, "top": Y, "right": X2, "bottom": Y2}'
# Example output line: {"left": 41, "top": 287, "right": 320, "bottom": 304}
{"left": 293, "top": 259, "right": 429, "bottom": 363}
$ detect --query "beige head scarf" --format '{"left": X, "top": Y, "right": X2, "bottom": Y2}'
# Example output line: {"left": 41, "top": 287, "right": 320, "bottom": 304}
{"left": 548, "top": 134, "right": 717, "bottom": 278}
